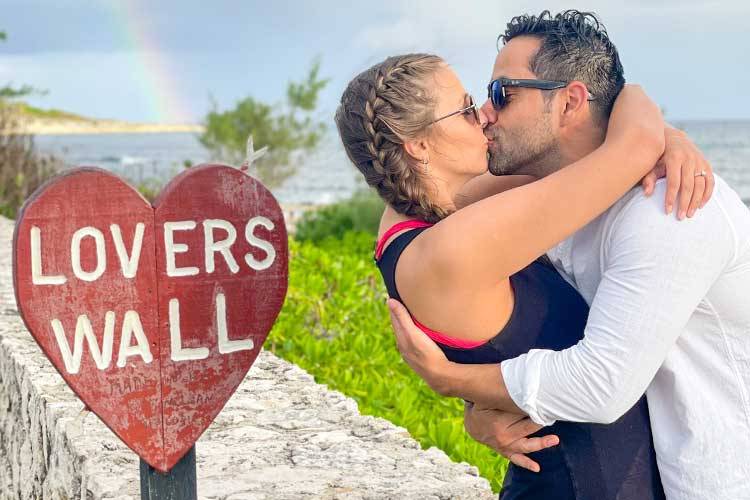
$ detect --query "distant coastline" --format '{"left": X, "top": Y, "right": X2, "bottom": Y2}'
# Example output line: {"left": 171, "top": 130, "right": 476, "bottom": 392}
{"left": 4, "top": 118, "right": 204, "bottom": 135}
{"left": 1, "top": 103, "right": 204, "bottom": 135}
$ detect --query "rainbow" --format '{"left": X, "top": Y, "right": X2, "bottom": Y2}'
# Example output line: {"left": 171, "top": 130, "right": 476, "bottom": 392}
{"left": 109, "top": 1, "right": 195, "bottom": 124}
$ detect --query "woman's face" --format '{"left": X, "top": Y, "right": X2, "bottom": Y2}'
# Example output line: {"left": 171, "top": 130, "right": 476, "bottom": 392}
{"left": 425, "top": 66, "right": 489, "bottom": 179}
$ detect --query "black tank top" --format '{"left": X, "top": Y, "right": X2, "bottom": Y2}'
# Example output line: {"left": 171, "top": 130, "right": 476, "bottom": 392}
{"left": 375, "top": 223, "right": 665, "bottom": 500}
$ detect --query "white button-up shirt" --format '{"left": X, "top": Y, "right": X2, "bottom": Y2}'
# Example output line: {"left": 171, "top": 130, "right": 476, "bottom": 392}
{"left": 501, "top": 176, "right": 750, "bottom": 500}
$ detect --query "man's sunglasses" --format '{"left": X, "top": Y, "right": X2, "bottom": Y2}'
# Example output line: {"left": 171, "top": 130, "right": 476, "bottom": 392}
{"left": 487, "top": 78, "right": 595, "bottom": 109}
{"left": 429, "top": 94, "right": 481, "bottom": 125}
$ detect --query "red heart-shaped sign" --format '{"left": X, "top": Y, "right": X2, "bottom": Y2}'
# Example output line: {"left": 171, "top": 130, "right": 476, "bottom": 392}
{"left": 12, "top": 165, "right": 288, "bottom": 472}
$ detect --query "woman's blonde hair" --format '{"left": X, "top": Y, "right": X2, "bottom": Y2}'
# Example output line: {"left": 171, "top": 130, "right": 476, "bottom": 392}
{"left": 334, "top": 54, "right": 451, "bottom": 223}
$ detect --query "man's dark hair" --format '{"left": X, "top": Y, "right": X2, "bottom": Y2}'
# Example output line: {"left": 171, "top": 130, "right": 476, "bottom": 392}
{"left": 500, "top": 10, "right": 625, "bottom": 124}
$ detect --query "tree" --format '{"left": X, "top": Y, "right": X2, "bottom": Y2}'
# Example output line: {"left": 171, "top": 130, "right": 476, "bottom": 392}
{"left": 200, "top": 58, "right": 329, "bottom": 188}
{"left": 0, "top": 31, "right": 38, "bottom": 100}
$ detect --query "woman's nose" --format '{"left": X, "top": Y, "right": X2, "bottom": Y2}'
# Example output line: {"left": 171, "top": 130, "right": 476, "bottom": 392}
{"left": 480, "top": 99, "right": 497, "bottom": 127}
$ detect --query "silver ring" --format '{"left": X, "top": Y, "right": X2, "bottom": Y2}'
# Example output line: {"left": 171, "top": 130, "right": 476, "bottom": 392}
{"left": 695, "top": 170, "right": 707, "bottom": 178}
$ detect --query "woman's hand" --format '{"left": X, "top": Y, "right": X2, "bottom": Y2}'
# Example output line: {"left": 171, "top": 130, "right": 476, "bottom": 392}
{"left": 606, "top": 84, "right": 665, "bottom": 165}
{"left": 640, "top": 127, "right": 715, "bottom": 219}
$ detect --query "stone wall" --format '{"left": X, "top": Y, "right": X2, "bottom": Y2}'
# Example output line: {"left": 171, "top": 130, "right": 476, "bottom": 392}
{"left": 0, "top": 216, "right": 494, "bottom": 499}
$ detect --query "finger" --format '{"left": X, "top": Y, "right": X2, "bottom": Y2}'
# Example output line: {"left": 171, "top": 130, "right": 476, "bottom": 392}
{"left": 687, "top": 175, "right": 706, "bottom": 218}
{"left": 387, "top": 298, "right": 411, "bottom": 328}
{"left": 701, "top": 164, "right": 715, "bottom": 208}
{"left": 664, "top": 156, "right": 681, "bottom": 215}
{"left": 508, "top": 453, "right": 541, "bottom": 473}
{"left": 641, "top": 171, "right": 657, "bottom": 196}
{"left": 677, "top": 156, "right": 695, "bottom": 220}
{"left": 509, "top": 435, "right": 560, "bottom": 455}
{"left": 508, "top": 417, "right": 544, "bottom": 439}
{"left": 387, "top": 299, "right": 412, "bottom": 346}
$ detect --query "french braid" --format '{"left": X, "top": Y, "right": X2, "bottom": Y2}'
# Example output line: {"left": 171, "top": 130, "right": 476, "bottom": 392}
{"left": 335, "top": 54, "right": 452, "bottom": 223}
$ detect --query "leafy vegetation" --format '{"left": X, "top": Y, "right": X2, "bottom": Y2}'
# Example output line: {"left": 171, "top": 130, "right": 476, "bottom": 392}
{"left": 271, "top": 201, "right": 509, "bottom": 492}
{"left": 295, "top": 190, "right": 384, "bottom": 244}
{"left": 200, "top": 58, "right": 329, "bottom": 188}
{"left": 11, "top": 101, "right": 85, "bottom": 121}
{"left": 0, "top": 31, "right": 61, "bottom": 219}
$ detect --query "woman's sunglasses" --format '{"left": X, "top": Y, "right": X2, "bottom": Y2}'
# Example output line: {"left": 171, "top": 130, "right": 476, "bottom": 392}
{"left": 487, "top": 78, "right": 595, "bottom": 109}
{"left": 429, "top": 94, "right": 481, "bottom": 125}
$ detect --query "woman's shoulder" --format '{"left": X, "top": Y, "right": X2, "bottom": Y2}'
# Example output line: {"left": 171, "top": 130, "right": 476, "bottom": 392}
{"left": 376, "top": 209, "right": 433, "bottom": 256}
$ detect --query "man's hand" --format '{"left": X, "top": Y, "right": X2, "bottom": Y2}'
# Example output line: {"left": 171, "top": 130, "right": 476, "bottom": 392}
{"left": 388, "top": 298, "right": 524, "bottom": 411}
{"left": 386, "top": 298, "right": 454, "bottom": 395}
{"left": 640, "top": 127, "right": 714, "bottom": 219}
{"left": 464, "top": 402, "right": 559, "bottom": 473}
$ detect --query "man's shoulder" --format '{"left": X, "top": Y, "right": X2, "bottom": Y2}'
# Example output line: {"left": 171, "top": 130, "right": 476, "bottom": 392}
{"left": 599, "top": 176, "right": 740, "bottom": 253}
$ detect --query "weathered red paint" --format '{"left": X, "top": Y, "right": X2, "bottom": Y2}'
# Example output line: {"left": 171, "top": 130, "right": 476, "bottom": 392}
{"left": 13, "top": 165, "right": 288, "bottom": 472}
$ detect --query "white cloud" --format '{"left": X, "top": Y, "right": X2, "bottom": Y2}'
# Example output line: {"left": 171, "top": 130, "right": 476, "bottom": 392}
{"left": 355, "top": 0, "right": 506, "bottom": 53}
{"left": 355, "top": 0, "right": 750, "bottom": 54}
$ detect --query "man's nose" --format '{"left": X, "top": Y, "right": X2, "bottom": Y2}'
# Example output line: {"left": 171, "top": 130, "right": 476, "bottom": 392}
{"left": 480, "top": 98, "right": 497, "bottom": 126}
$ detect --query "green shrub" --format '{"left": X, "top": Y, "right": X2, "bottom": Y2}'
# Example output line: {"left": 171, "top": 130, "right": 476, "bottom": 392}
{"left": 0, "top": 106, "right": 62, "bottom": 219}
{"left": 295, "top": 190, "right": 384, "bottom": 243}
{"left": 271, "top": 231, "right": 509, "bottom": 492}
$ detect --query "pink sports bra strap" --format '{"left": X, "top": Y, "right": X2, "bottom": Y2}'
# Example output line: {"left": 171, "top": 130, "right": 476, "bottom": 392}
{"left": 374, "top": 220, "right": 433, "bottom": 260}
{"left": 412, "top": 316, "right": 488, "bottom": 349}
{"left": 374, "top": 219, "right": 488, "bottom": 349}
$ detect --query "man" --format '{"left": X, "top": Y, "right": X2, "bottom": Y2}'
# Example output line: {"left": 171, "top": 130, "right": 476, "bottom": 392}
{"left": 387, "top": 10, "right": 750, "bottom": 500}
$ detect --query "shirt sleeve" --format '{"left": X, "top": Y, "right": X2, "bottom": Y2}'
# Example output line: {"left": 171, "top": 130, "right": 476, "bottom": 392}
{"left": 501, "top": 191, "right": 735, "bottom": 425}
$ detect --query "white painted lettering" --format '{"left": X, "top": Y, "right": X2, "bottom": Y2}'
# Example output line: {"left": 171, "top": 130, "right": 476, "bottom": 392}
{"left": 216, "top": 292, "right": 254, "bottom": 354}
{"left": 244, "top": 216, "right": 276, "bottom": 271}
{"left": 203, "top": 219, "right": 239, "bottom": 274}
{"left": 71, "top": 227, "right": 106, "bottom": 282}
{"left": 168, "top": 298, "right": 209, "bottom": 361}
{"left": 116, "top": 310, "right": 153, "bottom": 367}
{"left": 50, "top": 312, "right": 115, "bottom": 374}
{"left": 30, "top": 226, "right": 66, "bottom": 285}
{"left": 164, "top": 220, "right": 199, "bottom": 277}
{"left": 110, "top": 223, "right": 145, "bottom": 279}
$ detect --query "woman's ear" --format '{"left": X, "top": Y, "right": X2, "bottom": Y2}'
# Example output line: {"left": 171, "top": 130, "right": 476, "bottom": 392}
{"left": 404, "top": 138, "right": 429, "bottom": 164}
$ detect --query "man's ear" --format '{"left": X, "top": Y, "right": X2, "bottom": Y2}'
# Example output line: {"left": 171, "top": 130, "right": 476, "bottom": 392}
{"left": 560, "top": 81, "right": 591, "bottom": 125}
{"left": 403, "top": 138, "right": 430, "bottom": 164}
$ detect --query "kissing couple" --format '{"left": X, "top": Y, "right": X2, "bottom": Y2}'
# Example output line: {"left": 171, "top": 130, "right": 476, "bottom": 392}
{"left": 334, "top": 9, "right": 750, "bottom": 500}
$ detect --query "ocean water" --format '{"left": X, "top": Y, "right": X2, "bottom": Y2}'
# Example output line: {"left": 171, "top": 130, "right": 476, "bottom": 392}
{"left": 34, "top": 120, "right": 750, "bottom": 207}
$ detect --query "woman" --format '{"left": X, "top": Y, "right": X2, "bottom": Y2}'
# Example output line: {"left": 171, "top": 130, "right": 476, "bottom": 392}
{"left": 334, "top": 54, "right": 706, "bottom": 499}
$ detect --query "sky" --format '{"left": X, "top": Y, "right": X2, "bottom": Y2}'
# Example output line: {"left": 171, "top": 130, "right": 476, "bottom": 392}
{"left": 1, "top": 0, "right": 749, "bottom": 123}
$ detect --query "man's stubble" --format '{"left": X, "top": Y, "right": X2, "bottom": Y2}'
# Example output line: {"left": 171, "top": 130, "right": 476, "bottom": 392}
{"left": 486, "top": 112, "right": 563, "bottom": 178}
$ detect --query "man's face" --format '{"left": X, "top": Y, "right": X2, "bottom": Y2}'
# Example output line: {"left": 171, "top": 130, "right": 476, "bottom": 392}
{"left": 481, "top": 36, "right": 561, "bottom": 176}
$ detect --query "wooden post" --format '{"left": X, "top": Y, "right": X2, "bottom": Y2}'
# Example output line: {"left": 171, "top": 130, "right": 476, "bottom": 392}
{"left": 140, "top": 446, "right": 197, "bottom": 500}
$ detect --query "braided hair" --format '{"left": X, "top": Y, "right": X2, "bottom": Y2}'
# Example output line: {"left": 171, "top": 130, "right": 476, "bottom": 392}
{"left": 334, "top": 54, "right": 451, "bottom": 223}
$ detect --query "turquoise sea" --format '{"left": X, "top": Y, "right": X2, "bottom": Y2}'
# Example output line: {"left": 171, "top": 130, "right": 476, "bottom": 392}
{"left": 34, "top": 120, "right": 750, "bottom": 207}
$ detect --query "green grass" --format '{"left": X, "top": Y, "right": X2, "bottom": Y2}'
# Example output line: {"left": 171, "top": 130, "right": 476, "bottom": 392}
{"left": 269, "top": 231, "right": 509, "bottom": 492}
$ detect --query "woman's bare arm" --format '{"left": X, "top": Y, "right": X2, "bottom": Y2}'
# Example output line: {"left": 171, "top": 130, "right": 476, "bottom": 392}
{"left": 409, "top": 85, "right": 665, "bottom": 287}
{"left": 454, "top": 173, "right": 536, "bottom": 210}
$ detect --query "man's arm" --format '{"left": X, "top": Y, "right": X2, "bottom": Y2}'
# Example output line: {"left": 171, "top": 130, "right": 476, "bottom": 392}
{"left": 502, "top": 186, "right": 733, "bottom": 425}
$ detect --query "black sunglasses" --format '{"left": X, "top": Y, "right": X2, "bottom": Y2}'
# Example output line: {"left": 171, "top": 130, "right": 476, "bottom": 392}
{"left": 429, "top": 94, "right": 480, "bottom": 125}
{"left": 487, "top": 78, "right": 595, "bottom": 109}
